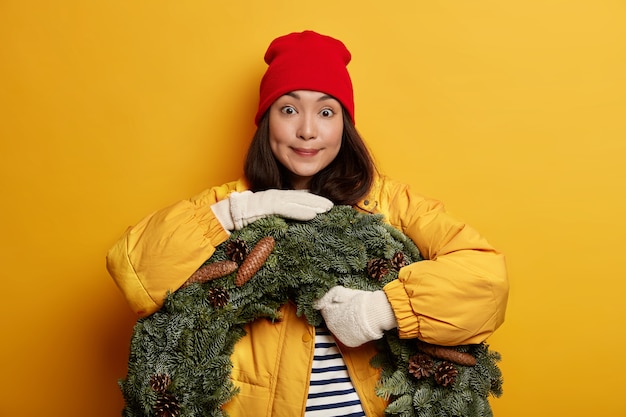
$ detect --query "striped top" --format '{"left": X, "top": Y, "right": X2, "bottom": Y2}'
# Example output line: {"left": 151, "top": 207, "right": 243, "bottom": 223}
{"left": 305, "top": 327, "right": 366, "bottom": 417}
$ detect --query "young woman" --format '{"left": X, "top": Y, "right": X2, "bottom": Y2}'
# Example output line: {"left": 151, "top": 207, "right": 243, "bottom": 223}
{"left": 107, "top": 30, "right": 509, "bottom": 417}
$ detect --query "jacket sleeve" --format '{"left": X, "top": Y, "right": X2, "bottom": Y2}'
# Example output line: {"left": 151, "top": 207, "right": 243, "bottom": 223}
{"left": 106, "top": 180, "right": 244, "bottom": 317}
{"left": 380, "top": 179, "right": 509, "bottom": 346}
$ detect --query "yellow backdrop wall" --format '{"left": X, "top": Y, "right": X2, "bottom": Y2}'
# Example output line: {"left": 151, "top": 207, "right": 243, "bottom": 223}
{"left": 1, "top": 1, "right": 624, "bottom": 416}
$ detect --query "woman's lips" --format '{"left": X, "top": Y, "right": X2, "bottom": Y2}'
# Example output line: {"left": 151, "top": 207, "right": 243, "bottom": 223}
{"left": 292, "top": 147, "right": 319, "bottom": 156}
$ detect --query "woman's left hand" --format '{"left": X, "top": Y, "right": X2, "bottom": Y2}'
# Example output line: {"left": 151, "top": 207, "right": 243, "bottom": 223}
{"left": 313, "top": 286, "right": 398, "bottom": 347}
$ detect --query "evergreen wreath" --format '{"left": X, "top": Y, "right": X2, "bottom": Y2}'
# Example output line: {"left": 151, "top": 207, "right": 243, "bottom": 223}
{"left": 120, "top": 206, "right": 502, "bottom": 417}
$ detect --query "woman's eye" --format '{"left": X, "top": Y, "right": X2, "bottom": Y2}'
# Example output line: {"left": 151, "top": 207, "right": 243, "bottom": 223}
{"left": 281, "top": 106, "right": 297, "bottom": 115}
{"left": 320, "top": 108, "right": 335, "bottom": 117}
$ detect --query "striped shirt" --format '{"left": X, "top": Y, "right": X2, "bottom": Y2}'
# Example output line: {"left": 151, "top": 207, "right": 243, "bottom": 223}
{"left": 305, "top": 327, "right": 366, "bottom": 417}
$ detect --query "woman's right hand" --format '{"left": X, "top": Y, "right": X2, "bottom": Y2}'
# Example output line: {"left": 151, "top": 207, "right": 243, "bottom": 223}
{"left": 211, "top": 190, "right": 333, "bottom": 231}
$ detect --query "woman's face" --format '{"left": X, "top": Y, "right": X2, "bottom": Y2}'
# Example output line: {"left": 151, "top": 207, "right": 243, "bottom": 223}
{"left": 268, "top": 90, "right": 344, "bottom": 190}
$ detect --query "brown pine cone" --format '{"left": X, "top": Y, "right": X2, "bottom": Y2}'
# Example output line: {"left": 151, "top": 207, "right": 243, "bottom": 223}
{"left": 366, "top": 258, "right": 389, "bottom": 281}
{"left": 390, "top": 251, "right": 407, "bottom": 270}
{"left": 408, "top": 353, "right": 435, "bottom": 379}
{"left": 149, "top": 373, "right": 172, "bottom": 393}
{"left": 416, "top": 341, "right": 477, "bottom": 366}
{"left": 182, "top": 260, "right": 238, "bottom": 287}
{"left": 154, "top": 392, "right": 181, "bottom": 417}
{"left": 208, "top": 287, "right": 229, "bottom": 308}
{"left": 225, "top": 238, "right": 249, "bottom": 264}
{"left": 434, "top": 361, "right": 459, "bottom": 387}
{"left": 235, "top": 236, "right": 275, "bottom": 287}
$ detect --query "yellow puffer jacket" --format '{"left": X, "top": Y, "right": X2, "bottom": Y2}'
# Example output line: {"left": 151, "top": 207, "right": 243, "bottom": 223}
{"left": 224, "top": 301, "right": 387, "bottom": 416}
{"left": 107, "top": 174, "right": 508, "bottom": 416}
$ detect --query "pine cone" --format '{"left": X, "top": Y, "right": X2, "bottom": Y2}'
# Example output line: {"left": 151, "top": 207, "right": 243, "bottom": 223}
{"left": 416, "top": 341, "right": 477, "bottom": 366}
{"left": 235, "top": 236, "right": 275, "bottom": 287}
{"left": 407, "top": 353, "right": 435, "bottom": 379}
{"left": 390, "top": 251, "right": 407, "bottom": 270}
{"left": 154, "top": 392, "right": 181, "bottom": 417}
{"left": 225, "top": 238, "right": 249, "bottom": 264}
{"left": 208, "top": 287, "right": 229, "bottom": 308}
{"left": 367, "top": 258, "right": 389, "bottom": 281}
{"left": 182, "top": 260, "right": 238, "bottom": 287}
{"left": 434, "top": 361, "right": 458, "bottom": 387}
{"left": 149, "top": 374, "right": 172, "bottom": 393}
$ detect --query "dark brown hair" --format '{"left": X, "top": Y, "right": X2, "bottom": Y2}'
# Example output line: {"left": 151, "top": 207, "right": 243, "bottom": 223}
{"left": 244, "top": 111, "right": 375, "bottom": 205}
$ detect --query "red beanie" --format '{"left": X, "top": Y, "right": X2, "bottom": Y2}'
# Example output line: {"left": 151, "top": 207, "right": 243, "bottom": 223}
{"left": 255, "top": 30, "right": 355, "bottom": 125}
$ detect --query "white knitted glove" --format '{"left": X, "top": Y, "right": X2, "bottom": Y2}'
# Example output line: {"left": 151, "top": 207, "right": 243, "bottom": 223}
{"left": 313, "top": 286, "right": 398, "bottom": 347}
{"left": 211, "top": 190, "right": 333, "bottom": 231}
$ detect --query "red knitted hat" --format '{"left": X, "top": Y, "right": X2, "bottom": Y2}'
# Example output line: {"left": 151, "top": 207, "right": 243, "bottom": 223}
{"left": 255, "top": 30, "right": 355, "bottom": 125}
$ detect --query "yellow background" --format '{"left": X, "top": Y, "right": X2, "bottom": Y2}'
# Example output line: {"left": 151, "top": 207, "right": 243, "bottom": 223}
{"left": 1, "top": 1, "right": 624, "bottom": 416}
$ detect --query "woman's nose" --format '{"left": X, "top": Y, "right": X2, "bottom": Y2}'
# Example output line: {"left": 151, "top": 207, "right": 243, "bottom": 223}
{"left": 297, "top": 114, "right": 317, "bottom": 140}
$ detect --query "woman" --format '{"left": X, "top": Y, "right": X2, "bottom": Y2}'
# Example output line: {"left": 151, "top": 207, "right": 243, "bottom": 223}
{"left": 107, "top": 30, "right": 508, "bottom": 417}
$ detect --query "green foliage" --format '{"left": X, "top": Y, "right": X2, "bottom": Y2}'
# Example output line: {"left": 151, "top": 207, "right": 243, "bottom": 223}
{"left": 373, "top": 336, "right": 502, "bottom": 417}
{"left": 120, "top": 206, "right": 502, "bottom": 416}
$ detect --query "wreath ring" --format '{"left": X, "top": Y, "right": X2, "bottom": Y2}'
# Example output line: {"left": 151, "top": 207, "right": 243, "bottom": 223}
{"left": 120, "top": 206, "right": 502, "bottom": 417}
